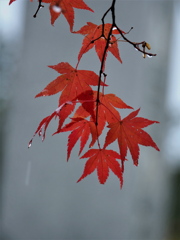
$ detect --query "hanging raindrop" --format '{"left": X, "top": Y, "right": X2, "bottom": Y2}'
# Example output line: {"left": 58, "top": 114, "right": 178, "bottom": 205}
{"left": 147, "top": 55, "right": 153, "bottom": 58}
{"left": 28, "top": 139, "right": 32, "bottom": 148}
{"left": 52, "top": 6, "right": 61, "bottom": 13}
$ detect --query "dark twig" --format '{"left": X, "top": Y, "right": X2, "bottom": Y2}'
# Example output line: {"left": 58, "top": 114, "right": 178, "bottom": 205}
{"left": 114, "top": 24, "right": 156, "bottom": 57}
{"left": 33, "top": 0, "right": 44, "bottom": 18}
{"left": 93, "top": 1, "right": 116, "bottom": 148}
{"left": 95, "top": 0, "right": 116, "bottom": 128}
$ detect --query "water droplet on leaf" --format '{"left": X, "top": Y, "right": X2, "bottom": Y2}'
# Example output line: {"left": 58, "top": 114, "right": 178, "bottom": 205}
{"left": 147, "top": 55, "right": 153, "bottom": 58}
{"left": 52, "top": 6, "right": 61, "bottom": 13}
{"left": 39, "top": 129, "right": 42, "bottom": 136}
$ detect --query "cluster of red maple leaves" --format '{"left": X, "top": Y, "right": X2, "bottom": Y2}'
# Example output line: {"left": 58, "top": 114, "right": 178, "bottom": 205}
{"left": 9, "top": 0, "right": 160, "bottom": 188}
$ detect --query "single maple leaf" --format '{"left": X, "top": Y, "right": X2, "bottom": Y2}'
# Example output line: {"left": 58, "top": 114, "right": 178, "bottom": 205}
{"left": 58, "top": 114, "right": 105, "bottom": 160}
{"left": 57, "top": 118, "right": 92, "bottom": 160}
{"left": 43, "top": 0, "right": 93, "bottom": 31}
{"left": 77, "top": 148, "right": 123, "bottom": 188}
{"left": 74, "top": 22, "right": 124, "bottom": 63}
{"left": 10, "top": 0, "right": 93, "bottom": 31}
{"left": 35, "top": 62, "right": 105, "bottom": 105}
{"left": 71, "top": 108, "right": 104, "bottom": 148}
{"left": 104, "top": 109, "right": 160, "bottom": 170}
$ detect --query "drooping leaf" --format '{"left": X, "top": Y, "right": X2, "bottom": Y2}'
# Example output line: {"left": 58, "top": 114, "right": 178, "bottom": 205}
{"left": 28, "top": 102, "right": 72, "bottom": 147}
{"left": 77, "top": 148, "right": 123, "bottom": 187}
{"left": 104, "top": 109, "right": 160, "bottom": 170}
{"left": 74, "top": 22, "right": 124, "bottom": 63}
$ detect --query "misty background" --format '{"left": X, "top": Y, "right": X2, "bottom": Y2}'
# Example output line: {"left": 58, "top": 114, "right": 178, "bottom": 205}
{"left": 0, "top": 0, "right": 180, "bottom": 239}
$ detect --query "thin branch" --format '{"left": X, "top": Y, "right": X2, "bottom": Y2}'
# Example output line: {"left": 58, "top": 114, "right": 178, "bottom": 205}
{"left": 33, "top": 0, "right": 44, "bottom": 18}
{"left": 115, "top": 24, "right": 157, "bottom": 57}
{"left": 95, "top": 0, "right": 116, "bottom": 127}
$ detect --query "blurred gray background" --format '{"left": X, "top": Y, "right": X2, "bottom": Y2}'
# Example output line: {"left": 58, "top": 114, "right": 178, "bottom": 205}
{"left": 0, "top": 0, "right": 180, "bottom": 239}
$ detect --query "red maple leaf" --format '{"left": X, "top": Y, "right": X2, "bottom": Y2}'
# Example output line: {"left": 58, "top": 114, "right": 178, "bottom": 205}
{"left": 77, "top": 148, "right": 123, "bottom": 187}
{"left": 104, "top": 109, "right": 160, "bottom": 170}
{"left": 35, "top": 62, "right": 105, "bottom": 105}
{"left": 9, "top": 0, "right": 93, "bottom": 31}
{"left": 74, "top": 22, "right": 124, "bottom": 63}
{"left": 57, "top": 117, "right": 97, "bottom": 160}
{"left": 43, "top": 0, "right": 93, "bottom": 31}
